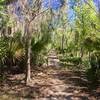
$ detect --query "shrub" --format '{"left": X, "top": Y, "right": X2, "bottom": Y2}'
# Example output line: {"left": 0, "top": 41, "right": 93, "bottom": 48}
{"left": 60, "top": 56, "right": 82, "bottom": 65}
{"left": 0, "top": 37, "right": 8, "bottom": 65}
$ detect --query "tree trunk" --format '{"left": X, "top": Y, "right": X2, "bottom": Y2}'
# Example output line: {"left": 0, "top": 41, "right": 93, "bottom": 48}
{"left": 26, "top": 38, "right": 32, "bottom": 84}
{"left": 80, "top": 47, "right": 84, "bottom": 58}
{"left": 25, "top": 21, "right": 32, "bottom": 85}
{"left": 88, "top": 51, "right": 91, "bottom": 62}
{"left": 61, "top": 34, "right": 64, "bottom": 54}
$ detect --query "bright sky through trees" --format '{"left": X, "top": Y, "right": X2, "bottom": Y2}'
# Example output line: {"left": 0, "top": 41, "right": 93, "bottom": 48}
{"left": 8, "top": 0, "right": 99, "bottom": 23}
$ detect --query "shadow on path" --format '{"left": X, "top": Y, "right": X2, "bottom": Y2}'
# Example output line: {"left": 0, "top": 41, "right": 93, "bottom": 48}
{"left": 0, "top": 67, "right": 100, "bottom": 100}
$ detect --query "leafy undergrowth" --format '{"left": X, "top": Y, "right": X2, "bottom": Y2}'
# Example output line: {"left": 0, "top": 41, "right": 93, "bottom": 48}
{"left": 0, "top": 66, "right": 100, "bottom": 100}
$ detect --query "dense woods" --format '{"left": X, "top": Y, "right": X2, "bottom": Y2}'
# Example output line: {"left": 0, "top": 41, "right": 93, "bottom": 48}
{"left": 0, "top": 0, "right": 100, "bottom": 100}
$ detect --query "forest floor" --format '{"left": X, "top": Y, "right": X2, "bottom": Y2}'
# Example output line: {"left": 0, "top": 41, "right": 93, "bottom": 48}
{"left": 0, "top": 66, "right": 100, "bottom": 100}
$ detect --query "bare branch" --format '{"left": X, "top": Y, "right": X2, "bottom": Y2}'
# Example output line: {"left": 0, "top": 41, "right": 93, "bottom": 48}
{"left": 29, "top": 8, "right": 49, "bottom": 23}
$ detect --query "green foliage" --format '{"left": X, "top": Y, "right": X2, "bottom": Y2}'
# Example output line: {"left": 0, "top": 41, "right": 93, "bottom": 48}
{"left": 0, "top": 37, "right": 8, "bottom": 64}
{"left": 60, "top": 56, "right": 82, "bottom": 65}
{"left": 66, "top": 42, "right": 78, "bottom": 53}
{"left": 84, "top": 35, "right": 100, "bottom": 51}
{"left": 32, "top": 23, "right": 51, "bottom": 53}
{"left": 86, "top": 68, "right": 98, "bottom": 82}
{"left": 0, "top": 74, "right": 5, "bottom": 82}
{"left": 86, "top": 51, "right": 100, "bottom": 82}
{"left": 31, "top": 23, "right": 52, "bottom": 65}
{"left": 82, "top": 59, "right": 90, "bottom": 70}
{"left": 0, "top": 0, "right": 5, "bottom": 10}
{"left": 6, "top": 32, "right": 24, "bottom": 66}
{"left": 0, "top": 32, "right": 25, "bottom": 67}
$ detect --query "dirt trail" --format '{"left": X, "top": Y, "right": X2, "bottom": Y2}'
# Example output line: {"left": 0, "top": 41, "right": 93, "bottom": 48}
{"left": 48, "top": 50, "right": 60, "bottom": 67}
{"left": 0, "top": 67, "right": 100, "bottom": 100}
